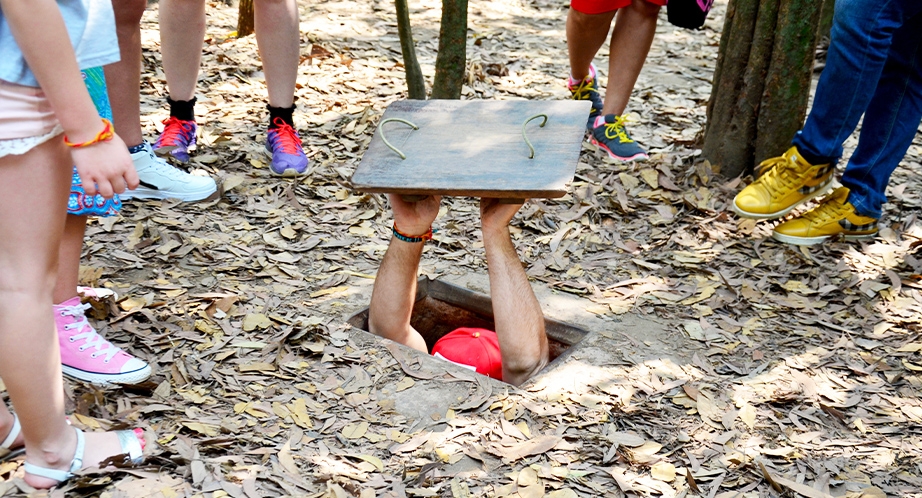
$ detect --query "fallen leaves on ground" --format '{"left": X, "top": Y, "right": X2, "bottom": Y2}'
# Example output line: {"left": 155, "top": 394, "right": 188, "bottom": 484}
{"left": 2, "top": 0, "right": 922, "bottom": 496}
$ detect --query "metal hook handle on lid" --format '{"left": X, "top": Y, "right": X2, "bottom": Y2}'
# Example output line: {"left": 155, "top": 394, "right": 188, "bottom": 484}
{"left": 522, "top": 114, "right": 548, "bottom": 159}
{"left": 379, "top": 118, "right": 418, "bottom": 160}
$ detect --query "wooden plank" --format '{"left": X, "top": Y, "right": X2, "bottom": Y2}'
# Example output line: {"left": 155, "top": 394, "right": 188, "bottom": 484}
{"left": 351, "top": 100, "right": 591, "bottom": 198}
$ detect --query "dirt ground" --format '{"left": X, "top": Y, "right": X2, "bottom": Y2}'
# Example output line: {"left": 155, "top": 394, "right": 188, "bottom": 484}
{"left": 2, "top": 0, "right": 922, "bottom": 496}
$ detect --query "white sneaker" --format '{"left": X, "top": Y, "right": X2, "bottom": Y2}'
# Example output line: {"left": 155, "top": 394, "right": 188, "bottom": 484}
{"left": 122, "top": 142, "right": 218, "bottom": 202}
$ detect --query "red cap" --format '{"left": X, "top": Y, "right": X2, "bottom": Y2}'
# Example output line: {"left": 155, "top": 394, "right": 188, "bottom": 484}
{"left": 432, "top": 327, "right": 503, "bottom": 381}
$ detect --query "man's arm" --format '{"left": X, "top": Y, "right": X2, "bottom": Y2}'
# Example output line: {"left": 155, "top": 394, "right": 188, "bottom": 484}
{"left": 368, "top": 194, "right": 441, "bottom": 353}
{"left": 481, "top": 199, "right": 548, "bottom": 386}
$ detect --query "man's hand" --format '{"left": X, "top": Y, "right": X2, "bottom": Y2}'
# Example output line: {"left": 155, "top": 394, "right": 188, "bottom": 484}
{"left": 480, "top": 198, "right": 524, "bottom": 236}
{"left": 389, "top": 194, "right": 442, "bottom": 236}
{"left": 480, "top": 197, "right": 547, "bottom": 385}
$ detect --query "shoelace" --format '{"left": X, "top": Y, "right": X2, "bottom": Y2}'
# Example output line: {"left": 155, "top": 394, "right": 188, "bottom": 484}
{"left": 802, "top": 192, "right": 848, "bottom": 223}
{"left": 157, "top": 117, "right": 195, "bottom": 146}
{"left": 60, "top": 303, "right": 121, "bottom": 363}
{"left": 603, "top": 115, "right": 635, "bottom": 144}
{"left": 754, "top": 154, "right": 804, "bottom": 193}
{"left": 269, "top": 118, "right": 304, "bottom": 155}
{"left": 753, "top": 155, "right": 787, "bottom": 179}
{"left": 569, "top": 77, "right": 599, "bottom": 102}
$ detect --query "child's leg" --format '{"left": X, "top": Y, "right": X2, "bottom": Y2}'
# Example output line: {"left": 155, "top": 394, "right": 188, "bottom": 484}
{"left": 105, "top": 0, "right": 148, "bottom": 149}
{"left": 53, "top": 214, "right": 87, "bottom": 304}
{"left": 254, "top": 0, "right": 299, "bottom": 108}
{"left": 604, "top": 0, "right": 661, "bottom": 116}
{"left": 54, "top": 209, "right": 151, "bottom": 384}
{"left": 0, "top": 139, "right": 143, "bottom": 489}
{"left": 0, "top": 137, "right": 75, "bottom": 485}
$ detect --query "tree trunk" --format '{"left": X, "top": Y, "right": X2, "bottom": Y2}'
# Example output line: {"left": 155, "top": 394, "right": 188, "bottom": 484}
{"left": 395, "top": 0, "right": 427, "bottom": 99}
{"left": 817, "top": 0, "right": 835, "bottom": 41}
{"left": 238, "top": 0, "right": 255, "bottom": 38}
{"left": 430, "top": 0, "right": 468, "bottom": 99}
{"left": 702, "top": 0, "right": 825, "bottom": 177}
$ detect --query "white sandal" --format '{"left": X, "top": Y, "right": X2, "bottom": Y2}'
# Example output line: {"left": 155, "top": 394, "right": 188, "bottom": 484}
{"left": 1, "top": 414, "right": 20, "bottom": 450}
{"left": 22, "top": 427, "right": 144, "bottom": 483}
{"left": 0, "top": 413, "right": 23, "bottom": 461}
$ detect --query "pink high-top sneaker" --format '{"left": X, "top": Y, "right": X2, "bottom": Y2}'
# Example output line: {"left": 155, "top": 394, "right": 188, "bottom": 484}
{"left": 55, "top": 297, "right": 152, "bottom": 385}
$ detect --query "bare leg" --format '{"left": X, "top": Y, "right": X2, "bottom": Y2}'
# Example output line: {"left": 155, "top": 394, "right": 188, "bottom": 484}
{"left": 254, "top": 0, "right": 300, "bottom": 108}
{"left": 566, "top": 8, "right": 617, "bottom": 82}
{"left": 0, "top": 140, "right": 139, "bottom": 490}
{"left": 0, "top": 138, "right": 73, "bottom": 488}
{"left": 53, "top": 215, "right": 87, "bottom": 305}
{"left": 481, "top": 199, "right": 548, "bottom": 386}
{"left": 603, "top": 0, "right": 660, "bottom": 116}
{"left": 159, "top": 0, "right": 207, "bottom": 102}
{"left": 104, "top": 0, "right": 147, "bottom": 147}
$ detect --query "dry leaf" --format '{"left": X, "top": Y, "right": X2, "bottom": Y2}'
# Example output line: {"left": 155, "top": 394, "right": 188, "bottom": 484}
{"left": 651, "top": 462, "right": 676, "bottom": 482}
{"left": 242, "top": 313, "right": 272, "bottom": 331}
{"left": 342, "top": 422, "right": 370, "bottom": 440}
{"left": 278, "top": 440, "right": 299, "bottom": 475}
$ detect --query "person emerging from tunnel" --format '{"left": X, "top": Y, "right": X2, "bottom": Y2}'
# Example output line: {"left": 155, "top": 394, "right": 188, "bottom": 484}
{"left": 367, "top": 195, "right": 549, "bottom": 386}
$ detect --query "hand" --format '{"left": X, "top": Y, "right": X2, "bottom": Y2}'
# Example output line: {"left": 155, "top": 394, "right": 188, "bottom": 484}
{"left": 480, "top": 198, "right": 524, "bottom": 236}
{"left": 388, "top": 194, "right": 442, "bottom": 236}
{"left": 71, "top": 133, "right": 139, "bottom": 198}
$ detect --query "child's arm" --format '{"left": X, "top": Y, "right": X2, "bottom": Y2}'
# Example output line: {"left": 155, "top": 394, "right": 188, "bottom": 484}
{"left": 1, "top": 0, "right": 139, "bottom": 197}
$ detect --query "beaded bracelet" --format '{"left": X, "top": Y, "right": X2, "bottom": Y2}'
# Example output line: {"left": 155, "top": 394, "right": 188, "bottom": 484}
{"left": 64, "top": 118, "right": 114, "bottom": 148}
{"left": 392, "top": 223, "right": 433, "bottom": 243}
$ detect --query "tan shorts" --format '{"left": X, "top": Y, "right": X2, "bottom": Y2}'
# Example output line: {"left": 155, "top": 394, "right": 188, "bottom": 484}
{"left": 0, "top": 79, "right": 62, "bottom": 158}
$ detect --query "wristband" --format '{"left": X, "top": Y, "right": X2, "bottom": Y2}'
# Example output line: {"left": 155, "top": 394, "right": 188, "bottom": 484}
{"left": 393, "top": 223, "right": 433, "bottom": 243}
{"left": 64, "top": 118, "right": 114, "bottom": 148}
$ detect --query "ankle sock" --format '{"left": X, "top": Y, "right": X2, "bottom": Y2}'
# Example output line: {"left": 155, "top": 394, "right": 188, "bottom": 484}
{"left": 128, "top": 143, "right": 146, "bottom": 154}
{"left": 267, "top": 104, "right": 296, "bottom": 129}
{"left": 569, "top": 65, "right": 596, "bottom": 87}
{"left": 167, "top": 96, "right": 196, "bottom": 121}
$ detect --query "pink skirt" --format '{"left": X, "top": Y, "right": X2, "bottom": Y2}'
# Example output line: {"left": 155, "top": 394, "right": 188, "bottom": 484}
{"left": 0, "top": 79, "right": 61, "bottom": 157}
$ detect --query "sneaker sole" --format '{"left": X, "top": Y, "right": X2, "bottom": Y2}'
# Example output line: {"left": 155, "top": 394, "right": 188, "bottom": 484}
{"left": 271, "top": 167, "right": 308, "bottom": 178}
{"left": 589, "top": 138, "right": 649, "bottom": 162}
{"left": 731, "top": 181, "right": 833, "bottom": 220}
{"left": 62, "top": 364, "right": 152, "bottom": 386}
{"left": 120, "top": 184, "right": 218, "bottom": 203}
{"left": 771, "top": 230, "right": 878, "bottom": 246}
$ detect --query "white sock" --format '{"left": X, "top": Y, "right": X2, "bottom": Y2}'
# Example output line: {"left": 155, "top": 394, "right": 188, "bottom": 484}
{"left": 569, "top": 64, "right": 596, "bottom": 86}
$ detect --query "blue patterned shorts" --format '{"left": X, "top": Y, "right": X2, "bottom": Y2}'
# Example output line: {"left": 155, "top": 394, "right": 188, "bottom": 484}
{"left": 69, "top": 67, "right": 120, "bottom": 217}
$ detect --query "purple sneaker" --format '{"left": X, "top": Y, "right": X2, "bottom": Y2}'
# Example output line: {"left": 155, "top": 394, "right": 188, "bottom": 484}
{"left": 266, "top": 118, "right": 309, "bottom": 177}
{"left": 153, "top": 117, "right": 197, "bottom": 163}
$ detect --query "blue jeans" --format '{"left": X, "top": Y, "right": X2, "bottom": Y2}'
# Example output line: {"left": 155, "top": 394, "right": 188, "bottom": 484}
{"left": 792, "top": 0, "right": 922, "bottom": 219}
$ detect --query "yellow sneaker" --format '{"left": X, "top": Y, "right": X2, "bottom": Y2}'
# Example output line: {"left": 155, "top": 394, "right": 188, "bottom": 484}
{"left": 772, "top": 187, "right": 878, "bottom": 246}
{"left": 732, "top": 147, "right": 834, "bottom": 219}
